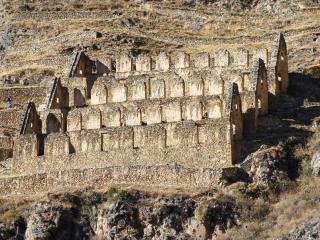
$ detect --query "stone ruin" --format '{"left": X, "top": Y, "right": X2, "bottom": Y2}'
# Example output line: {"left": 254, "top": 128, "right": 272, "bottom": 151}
{"left": 0, "top": 33, "right": 289, "bottom": 191}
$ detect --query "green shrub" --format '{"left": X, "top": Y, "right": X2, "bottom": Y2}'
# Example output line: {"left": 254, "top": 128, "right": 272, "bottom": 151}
{"left": 103, "top": 186, "right": 134, "bottom": 204}
{"left": 269, "top": 179, "right": 292, "bottom": 193}
{"left": 128, "top": 227, "right": 138, "bottom": 237}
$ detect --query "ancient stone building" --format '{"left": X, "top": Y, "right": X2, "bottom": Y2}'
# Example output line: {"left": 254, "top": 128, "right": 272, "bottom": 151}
{"left": 1, "top": 33, "right": 289, "bottom": 191}
{"left": 12, "top": 77, "right": 244, "bottom": 173}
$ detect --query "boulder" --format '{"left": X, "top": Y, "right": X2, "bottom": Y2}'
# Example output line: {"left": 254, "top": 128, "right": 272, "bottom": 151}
{"left": 240, "top": 143, "right": 291, "bottom": 187}
{"left": 311, "top": 148, "right": 320, "bottom": 176}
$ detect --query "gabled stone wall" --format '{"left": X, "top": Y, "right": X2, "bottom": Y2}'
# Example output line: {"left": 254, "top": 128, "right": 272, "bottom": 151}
{"left": 17, "top": 102, "right": 41, "bottom": 135}
{"left": 44, "top": 78, "right": 63, "bottom": 109}
{"left": 270, "top": 33, "right": 289, "bottom": 94}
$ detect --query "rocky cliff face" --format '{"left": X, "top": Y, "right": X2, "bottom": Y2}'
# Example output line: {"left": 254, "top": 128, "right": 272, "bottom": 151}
{"left": 0, "top": 190, "right": 241, "bottom": 240}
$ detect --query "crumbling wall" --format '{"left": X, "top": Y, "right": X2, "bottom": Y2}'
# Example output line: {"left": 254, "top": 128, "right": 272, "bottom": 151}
{"left": 88, "top": 71, "right": 229, "bottom": 106}
{"left": 89, "top": 67, "right": 268, "bottom": 110}
{"left": 112, "top": 48, "right": 262, "bottom": 76}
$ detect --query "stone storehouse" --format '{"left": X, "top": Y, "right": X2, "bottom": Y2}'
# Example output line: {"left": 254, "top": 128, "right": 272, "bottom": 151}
{"left": 4, "top": 33, "right": 288, "bottom": 190}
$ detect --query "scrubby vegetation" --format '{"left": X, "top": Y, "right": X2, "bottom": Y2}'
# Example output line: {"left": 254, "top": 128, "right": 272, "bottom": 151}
{"left": 103, "top": 186, "right": 135, "bottom": 204}
{"left": 216, "top": 128, "right": 320, "bottom": 239}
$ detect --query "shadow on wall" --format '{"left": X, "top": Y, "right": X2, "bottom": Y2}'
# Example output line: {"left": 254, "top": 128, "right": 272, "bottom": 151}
{"left": 74, "top": 88, "right": 86, "bottom": 107}
{"left": 46, "top": 113, "right": 61, "bottom": 133}
{"left": 85, "top": 60, "right": 110, "bottom": 99}
{"left": 61, "top": 87, "right": 69, "bottom": 107}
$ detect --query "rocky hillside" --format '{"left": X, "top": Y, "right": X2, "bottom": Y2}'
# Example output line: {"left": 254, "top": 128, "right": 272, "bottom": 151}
{"left": 0, "top": 0, "right": 320, "bottom": 239}
{"left": 0, "top": 0, "right": 319, "bottom": 81}
{"left": 0, "top": 145, "right": 319, "bottom": 240}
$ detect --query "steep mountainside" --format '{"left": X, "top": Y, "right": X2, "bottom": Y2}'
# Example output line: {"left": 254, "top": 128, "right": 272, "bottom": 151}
{"left": 0, "top": 1, "right": 319, "bottom": 240}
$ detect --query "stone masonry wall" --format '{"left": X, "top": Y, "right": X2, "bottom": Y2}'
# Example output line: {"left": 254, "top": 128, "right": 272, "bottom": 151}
{"left": 88, "top": 69, "right": 262, "bottom": 111}
{"left": 0, "top": 136, "right": 12, "bottom": 149}
{"left": 66, "top": 96, "right": 224, "bottom": 131}
{"left": 0, "top": 86, "right": 48, "bottom": 108}
{"left": 114, "top": 49, "right": 269, "bottom": 78}
{"left": 0, "top": 165, "right": 241, "bottom": 195}
{"left": 13, "top": 118, "right": 234, "bottom": 174}
{"left": 0, "top": 109, "right": 22, "bottom": 129}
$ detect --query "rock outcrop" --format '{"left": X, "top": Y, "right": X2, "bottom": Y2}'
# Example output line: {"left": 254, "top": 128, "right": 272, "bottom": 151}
{"left": 311, "top": 148, "right": 320, "bottom": 176}
{"left": 275, "top": 218, "right": 320, "bottom": 240}
{"left": 240, "top": 142, "right": 292, "bottom": 187}
{"left": 0, "top": 190, "right": 240, "bottom": 240}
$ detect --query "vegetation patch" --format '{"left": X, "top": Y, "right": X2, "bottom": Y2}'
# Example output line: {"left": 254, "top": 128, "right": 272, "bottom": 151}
{"left": 103, "top": 186, "right": 135, "bottom": 205}
{"left": 0, "top": 208, "right": 20, "bottom": 224}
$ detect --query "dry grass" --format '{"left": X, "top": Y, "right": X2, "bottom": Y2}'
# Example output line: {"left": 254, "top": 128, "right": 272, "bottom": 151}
{"left": 294, "top": 126, "right": 320, "bottom": 176}
{"left": 5, "top": 0, "right": 131, "bottom": 13}
{"left": 0, "top": 196, "right": 35, "bottom": 224}
{"left": 0, "top": 208, "right": 19, "bottom": 223}
{"left": 2, "top": 1, "right": 319, "bottom": 78}
{"left": 216, "top": 176, "right": 320, "bottom": 240}
{"left": 217, "top": 126, "right": 320, "bottom": 240}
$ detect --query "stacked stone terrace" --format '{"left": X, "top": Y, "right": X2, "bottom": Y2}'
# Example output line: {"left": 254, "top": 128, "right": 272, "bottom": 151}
{"left": 9, "top": 33, "right": 288, "bottom": 184}
{"left": 13, "top": 80, "right": 244, "bottom": 173}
